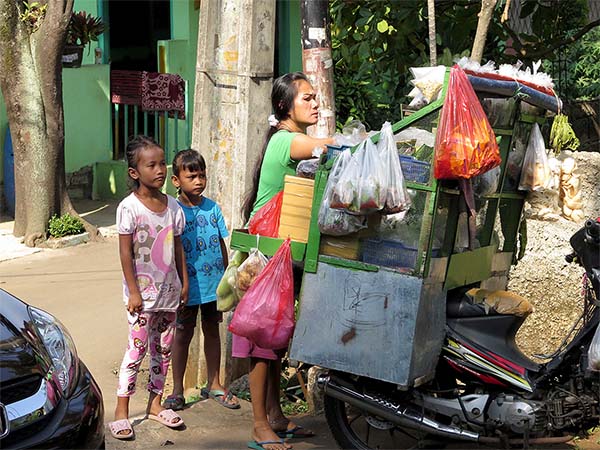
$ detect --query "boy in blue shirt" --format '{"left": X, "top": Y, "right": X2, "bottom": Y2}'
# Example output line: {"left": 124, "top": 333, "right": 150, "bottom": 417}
{"left": 164, "top": 149, "right": 239, "bottom": 410}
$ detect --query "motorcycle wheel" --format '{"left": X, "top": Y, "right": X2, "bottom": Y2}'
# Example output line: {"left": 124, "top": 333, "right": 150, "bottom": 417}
{"left": 324, "top": 394, "right": 439, "bottom": 450}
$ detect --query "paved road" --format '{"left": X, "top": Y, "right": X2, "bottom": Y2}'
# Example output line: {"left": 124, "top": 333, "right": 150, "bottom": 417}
{"left": 0, "top": 235, "right": 335, "bottom": 450}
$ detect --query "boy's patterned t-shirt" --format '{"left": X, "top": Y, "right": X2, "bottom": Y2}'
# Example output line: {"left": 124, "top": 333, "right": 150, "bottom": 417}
{"left": 178, "top": 197, "right": 229, "bottom": 305}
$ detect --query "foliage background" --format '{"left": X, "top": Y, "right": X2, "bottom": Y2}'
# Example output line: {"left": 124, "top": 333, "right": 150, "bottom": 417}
{"left": 330, "top": 0, "right": 599, "bottom": 131}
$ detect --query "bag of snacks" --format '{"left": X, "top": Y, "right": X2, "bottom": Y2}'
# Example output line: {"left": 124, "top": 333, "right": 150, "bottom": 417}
{"left": 518, "top": 123, "right": 551, "bottom": 191}
{"left": 377, "top": 122, "right": 411, "bottom": 214}
{"left": 318, "top": 149, "right": 367, "bottom": 236}
{"left": 236, "top": 247, "right": 268, "bottom": 295}
{"left": 434, "top": 65, "right": 501, "bottom": 180}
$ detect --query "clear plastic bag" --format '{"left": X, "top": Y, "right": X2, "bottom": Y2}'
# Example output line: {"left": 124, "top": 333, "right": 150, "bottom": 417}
{"left": 236, "top": 247, "right": 268, "bottom": 295}
{"left": 229, "top": 239, "right": 295, "bottom": 350}
{"left": 216, "top": 250, "right": 248, "bottom": 312}
{"left": 296, "top": 158, "right": 320, "bottom": 179}
{"left": 518, "top": 123, "right": 551, "bottom": 191}
{"left": 473, "top": 166, "right": 501, "bottom": 197}
{"left": 318, "top": 149, "right": 367, "bottom": 236}
{"left": 588, "top": 324, "right": 600, "bottom": 371}
{"left": 377, "top": 122, "right": 411, "bottom": 214}
{"left": 333, "top": 138, "right": 385, "bottom": 215}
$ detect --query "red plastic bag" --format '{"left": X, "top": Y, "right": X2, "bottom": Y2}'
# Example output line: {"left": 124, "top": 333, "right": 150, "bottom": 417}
{"left": 434, "top": 65, "right": 501, "bottom": 180}
{"left": 228, "top": 239, "right": 295, "bottom": 349}
{"left": 248, "top": 191, "right": 283, "bottom": 237}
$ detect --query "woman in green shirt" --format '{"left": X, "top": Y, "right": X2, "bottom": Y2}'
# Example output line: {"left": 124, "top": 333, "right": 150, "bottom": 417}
{"left": 237, "top": 72, "right": 333, "bottom": 450}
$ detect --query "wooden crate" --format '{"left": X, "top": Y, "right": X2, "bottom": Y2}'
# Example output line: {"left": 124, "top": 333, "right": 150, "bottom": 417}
{"left": 278, "top": 175, "right": 315, "bottom": 243}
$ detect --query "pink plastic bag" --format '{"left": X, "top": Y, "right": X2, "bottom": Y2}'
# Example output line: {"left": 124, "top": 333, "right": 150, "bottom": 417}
{"left": 228, "top": 239, "right": 295, "bottom": 349}
{"left": 248, "top": 191, "right": 283, "bottom": 238}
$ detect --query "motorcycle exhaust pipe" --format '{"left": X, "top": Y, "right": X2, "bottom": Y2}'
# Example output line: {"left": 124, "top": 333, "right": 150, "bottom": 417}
{"left": 318, "top": 373, "right": 479, "bottom": 442}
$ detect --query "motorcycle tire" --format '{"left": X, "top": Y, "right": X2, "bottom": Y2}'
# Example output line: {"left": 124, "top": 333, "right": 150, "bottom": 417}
{"left": 324, "top": 393, "right": 447, "bottom": 450}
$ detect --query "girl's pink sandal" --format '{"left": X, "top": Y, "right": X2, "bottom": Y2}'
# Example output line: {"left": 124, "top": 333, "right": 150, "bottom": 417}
{"left": 108, "top": 419, "right": 134, "bottom": 439}
{"left": 148, "top": 409, "right": 184, "bottom": 428}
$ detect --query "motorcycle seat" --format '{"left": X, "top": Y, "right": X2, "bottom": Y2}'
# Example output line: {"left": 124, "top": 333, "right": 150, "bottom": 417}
{"left": 448, "top": 288, "right": 533, "bottom": 318}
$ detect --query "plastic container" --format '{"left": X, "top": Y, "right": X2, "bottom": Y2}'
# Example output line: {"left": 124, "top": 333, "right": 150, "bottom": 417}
{"left": 399, "top": 155, "right": 431, "bottom": 184}
{"left": 360, "top": 238, "right": 419, "bottom": 269}
{"left": 325, "top": 144, "right": 352, "bottom": 161}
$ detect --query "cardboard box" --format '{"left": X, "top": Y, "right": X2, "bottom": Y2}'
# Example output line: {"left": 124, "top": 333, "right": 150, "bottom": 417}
{"left": 278, "top": 175, "right": 315, "bottom": 243}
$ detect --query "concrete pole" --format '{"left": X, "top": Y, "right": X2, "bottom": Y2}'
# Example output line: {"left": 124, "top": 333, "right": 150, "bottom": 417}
{"left": 189, "top": 0, "right": 276, "bottom": 390}
{"left": 300, "top": 0, "right": 335, "bottom": 138}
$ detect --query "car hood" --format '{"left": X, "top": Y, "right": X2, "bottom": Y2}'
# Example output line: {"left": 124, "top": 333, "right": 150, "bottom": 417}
{"left": 0, "top": 290, "right": 49, "bottom": 384}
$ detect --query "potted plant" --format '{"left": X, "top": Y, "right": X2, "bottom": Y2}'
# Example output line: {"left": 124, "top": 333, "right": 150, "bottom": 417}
{"left": 62, "top": 11, "right": 105, "bottom": 68}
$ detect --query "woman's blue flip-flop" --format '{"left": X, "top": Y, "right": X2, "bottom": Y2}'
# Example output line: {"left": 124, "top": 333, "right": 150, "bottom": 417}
{"left": 247, "top": 439, "right": 285, "bottom": 450}
{"left": 275, "top": 425, "right": 315, "bottom": 439}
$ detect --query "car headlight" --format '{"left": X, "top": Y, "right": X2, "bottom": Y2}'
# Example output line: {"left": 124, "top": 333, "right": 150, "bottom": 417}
{"left": 28, "top": 307, "right": 79, "bottom": 396}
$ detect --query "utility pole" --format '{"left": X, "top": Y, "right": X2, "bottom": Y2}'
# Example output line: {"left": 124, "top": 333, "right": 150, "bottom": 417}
{"left": 300, "top": 0, "right": 335, "bottom": 138}
{"left": 191, "top": 0, "right": 276, "bottom": 389}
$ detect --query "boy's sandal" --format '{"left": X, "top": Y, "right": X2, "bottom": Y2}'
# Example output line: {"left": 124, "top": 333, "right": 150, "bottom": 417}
{"left": 147, "top": 409, "right": 185, "bottom": 428}
{"left": 201, "top": 387, "right": 241, "bottom": 409}
{"left": 163, "top": 394, "right": 185, "bottom": 411}
{"left": 108, "top": 419, "right": 134, "bottom": 440}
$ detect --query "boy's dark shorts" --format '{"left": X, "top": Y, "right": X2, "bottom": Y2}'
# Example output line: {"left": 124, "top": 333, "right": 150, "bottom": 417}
{"left": 176, "top": 302, "right": 222, "bottom": 329}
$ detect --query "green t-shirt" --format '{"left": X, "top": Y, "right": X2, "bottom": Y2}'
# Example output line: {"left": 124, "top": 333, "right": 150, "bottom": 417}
{"left": 251, "top": 130, "right": 299, "bottom": 218}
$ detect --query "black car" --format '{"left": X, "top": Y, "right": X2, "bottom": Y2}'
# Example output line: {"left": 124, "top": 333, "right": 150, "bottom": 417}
{"left": 0, "top": 289, "right": 104, "bottom": 449}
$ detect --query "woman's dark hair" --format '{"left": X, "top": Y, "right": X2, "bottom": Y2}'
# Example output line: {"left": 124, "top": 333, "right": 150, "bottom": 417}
{"left": 241, "top": 72, "right": 308, "bottom": 222}
{"left": 125, "top": 135, "right": 162, "bottom": 188}
{"left": 172, "top": 149, "right": 206, "bottom": 177}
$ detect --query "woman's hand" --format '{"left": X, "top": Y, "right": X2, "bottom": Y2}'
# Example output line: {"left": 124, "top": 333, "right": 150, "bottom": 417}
{"left": 127, "top": 292, "right": 143, "bottom": 314}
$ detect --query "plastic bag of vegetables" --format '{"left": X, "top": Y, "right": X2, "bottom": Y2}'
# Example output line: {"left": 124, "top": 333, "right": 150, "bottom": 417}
{"left": 332, "top": 138, "right": 385, "bottom": 215}
{"left": 216, "top": 250, "right": 247, "bottom": 312}
{"left": 377, "top": 121, "right": 411, "bottom": 214}
{"left": 318, "top": 149, "right": 367, "bottom": 236}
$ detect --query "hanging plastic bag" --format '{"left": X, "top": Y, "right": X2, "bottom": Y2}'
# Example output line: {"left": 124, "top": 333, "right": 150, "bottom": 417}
{"left": 217, "top": 251, "right": 248, "bottom": 312}
{"left": 434, "top": 65, "right": 501, "bottom": 180}
{"left": 318, "top": 149, "right": 367, "bottom": 236}
{"left": 518, "top": 123, "right": 551, "bottom": 192}
{"left": 229, "top": 239, "right": 295, "bottom": 349}
{"left": 332, "top": 138, "right": 384, "bottom": 215}
{"left": 378, "top": 122, "right": 411, "bottom": 214}
{"left": 588, "top": 324, "right": 600, "bottom": 371}
{"left": 248, "top": 191, "right": 283, "bottom": 237}
{"left": 236, "top": 247, "right": 269, "bottom": 294}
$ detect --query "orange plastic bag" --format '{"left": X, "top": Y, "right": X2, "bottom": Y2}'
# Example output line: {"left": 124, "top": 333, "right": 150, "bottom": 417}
{"left": 434, "top": 65, "right": 501, "bottom": 180}
{"left": 248, "top": 191, "right": 283, "bottom": 237}
{"left": 228, "top": 239, "right": 294, "bottom": 349}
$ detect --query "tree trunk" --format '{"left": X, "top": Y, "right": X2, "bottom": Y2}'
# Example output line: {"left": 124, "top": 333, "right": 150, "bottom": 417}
{"left": 0, "top": 0, "right": 94, "bottom": 247}
{"left": 427, "top": 0, "right": 437, "bottom": 66}
{"left": 471, "top": 0, "right": 498, "bottom": 64}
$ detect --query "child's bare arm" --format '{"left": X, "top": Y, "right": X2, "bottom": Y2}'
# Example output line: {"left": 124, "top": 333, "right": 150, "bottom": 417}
{"left": 174, "top": 235, "right": 189, "bottom": 305}
{"left": 119, "top": 234, "right": 142, "bottom": 314}
{"left": 219, "top": 238, "right": 229, "bottom": 267}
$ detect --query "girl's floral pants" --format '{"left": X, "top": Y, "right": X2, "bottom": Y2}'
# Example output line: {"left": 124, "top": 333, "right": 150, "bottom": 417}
{"left": 117, "top": 311, "right": 176, "bottom": 397}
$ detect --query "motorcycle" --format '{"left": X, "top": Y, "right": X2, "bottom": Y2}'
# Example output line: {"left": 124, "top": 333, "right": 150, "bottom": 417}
{"left": 319, "top": 218, "right": 600, "bottom": 449}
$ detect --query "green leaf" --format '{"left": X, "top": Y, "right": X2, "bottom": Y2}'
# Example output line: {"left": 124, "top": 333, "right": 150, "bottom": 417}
{"left": 377, "top": 19, "right": 389, "bottom": 33}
